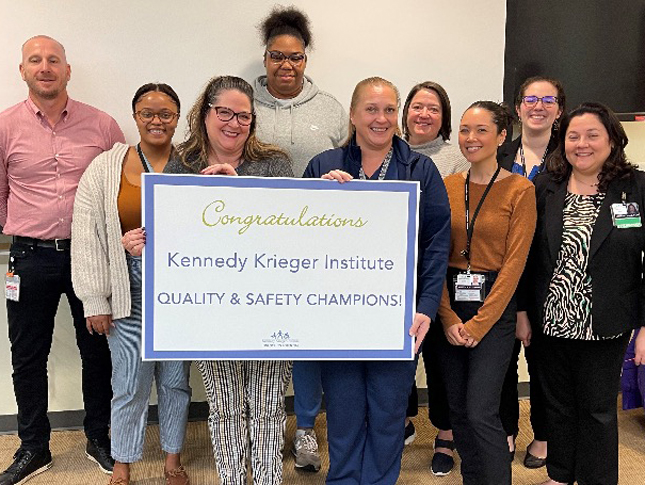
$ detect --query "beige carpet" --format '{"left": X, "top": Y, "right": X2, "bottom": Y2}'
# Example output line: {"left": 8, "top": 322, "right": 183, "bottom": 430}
{"left": 1, "top": 401, "right": 644, "bottom": 484}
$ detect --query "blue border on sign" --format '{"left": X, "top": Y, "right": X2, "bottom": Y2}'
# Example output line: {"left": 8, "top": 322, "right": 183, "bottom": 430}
{"left": 142, "top": 174, "right": 419, "bottom": 360}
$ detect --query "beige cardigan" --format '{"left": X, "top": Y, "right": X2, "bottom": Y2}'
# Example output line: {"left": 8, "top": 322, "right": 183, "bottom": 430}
{"left": 71, "top": 143, "right": 131, "bottom": 319}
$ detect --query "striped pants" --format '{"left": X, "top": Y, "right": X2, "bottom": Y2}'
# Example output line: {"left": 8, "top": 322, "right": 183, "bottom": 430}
{"left": 198, "top": 360, "right": 293, "bottom": 485}
{"left": 108, "top": 255, "right": 192, "bottom": 462}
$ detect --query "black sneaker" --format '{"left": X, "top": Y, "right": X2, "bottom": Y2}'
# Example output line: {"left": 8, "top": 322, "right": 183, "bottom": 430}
{"left": 0, "top": 448, "right": 52, "bottom": 485}
{"left": 404, "top": 420, "right": 416, "bottom": 446}
{"left": 85, "top": 438, "right": 114, "bottom": 474}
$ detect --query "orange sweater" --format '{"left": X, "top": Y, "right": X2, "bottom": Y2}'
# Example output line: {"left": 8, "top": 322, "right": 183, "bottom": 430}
{"left": 438, "top": 173, "right": 536, "bottom": 341}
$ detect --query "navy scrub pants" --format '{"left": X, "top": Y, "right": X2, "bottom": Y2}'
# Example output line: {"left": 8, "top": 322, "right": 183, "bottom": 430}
{"left": 321, "top": 360, "right": 416, "bottom": 485}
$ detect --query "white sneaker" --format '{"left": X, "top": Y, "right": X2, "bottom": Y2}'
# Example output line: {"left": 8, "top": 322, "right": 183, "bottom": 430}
{"left": 292, "top": 429, "right": 322, "bottom": 472}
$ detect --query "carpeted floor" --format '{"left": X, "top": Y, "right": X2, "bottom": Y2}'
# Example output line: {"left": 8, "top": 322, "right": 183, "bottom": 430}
{"left": 1, "top": 401, "right": 644, "bottom": 484}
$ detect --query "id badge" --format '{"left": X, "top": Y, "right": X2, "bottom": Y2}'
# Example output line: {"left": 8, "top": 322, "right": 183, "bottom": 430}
{"left": 610, "top": 202, "right": 642, "bottom": 228}
{"left": 454, "top": 272, "right": 486, "bottom": 302}
{"left": 5, "top": 273, "right": 20, "bottom": 302}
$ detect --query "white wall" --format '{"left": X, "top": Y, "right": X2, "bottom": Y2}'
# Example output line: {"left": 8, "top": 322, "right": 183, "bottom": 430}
{"left": 0, "top": 0, "right": 507, "bottom": 417}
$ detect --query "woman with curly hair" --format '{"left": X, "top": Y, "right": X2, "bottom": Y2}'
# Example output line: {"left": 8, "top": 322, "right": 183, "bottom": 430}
{"left": 526, "top": 102, "right": 645, "bottom": 485}
{"left": 253, "top": 6, "right": 348, "bottom": 473}
{"left": 167, "top": 75, "right": 294, "bottom": 485}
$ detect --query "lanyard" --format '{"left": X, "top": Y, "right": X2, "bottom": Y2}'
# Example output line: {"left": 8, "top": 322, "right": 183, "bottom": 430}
{"left": 136, "top": 143, "right": 174, "bottom": 173}
{"left": 462, "top": 166, "right": 501, "bottom": 272}
{"left": 358, "top": 147, "right": 393, "bottom": 180}
{"left": 519, "top": 143, "right": 548, "bottom": 179}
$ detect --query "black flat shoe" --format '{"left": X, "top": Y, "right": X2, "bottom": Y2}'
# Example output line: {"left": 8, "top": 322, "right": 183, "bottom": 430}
{"left": 524, "top": 449, "right": 546, "bottom": 469}
{"left": 431, "top": 437, "right": 455, "bottom": 476}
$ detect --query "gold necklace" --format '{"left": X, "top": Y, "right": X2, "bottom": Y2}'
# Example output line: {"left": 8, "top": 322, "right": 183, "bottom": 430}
{"left": 572, "top": 172, "right": 599, "bottom": 187}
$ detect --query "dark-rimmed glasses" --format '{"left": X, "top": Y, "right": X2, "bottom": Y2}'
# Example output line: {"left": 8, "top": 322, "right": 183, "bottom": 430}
{"left": 208, "top": 104, "right": 254, "bottom": 126}
{"left": 265, "top": 50, "right": 306, "bottom": 66}
{"left": 522, "top": 95, "right": 559, "bottom": 107}
{"left": 135, "top": 110, "right": 179, "bottom": 123}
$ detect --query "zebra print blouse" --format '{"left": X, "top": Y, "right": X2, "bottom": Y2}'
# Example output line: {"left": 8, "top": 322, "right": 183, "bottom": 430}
{"left": 543, "top": 191, "right": 613, "bottom": 340}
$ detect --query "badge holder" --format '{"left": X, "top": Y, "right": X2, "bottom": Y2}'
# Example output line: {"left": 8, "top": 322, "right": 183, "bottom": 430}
{"left": 453, "top": 263, "right": 486, "bottom": 302}
{"left": 610, "top": 192, "right": 642, "bottom": 229}
{"left": 5, "top": 255, "right": 20, "bottom": 302}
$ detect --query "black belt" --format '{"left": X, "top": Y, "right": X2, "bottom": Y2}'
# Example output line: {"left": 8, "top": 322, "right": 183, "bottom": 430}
{"left": 12, "top": 236, "right": 71, "bottom": 251}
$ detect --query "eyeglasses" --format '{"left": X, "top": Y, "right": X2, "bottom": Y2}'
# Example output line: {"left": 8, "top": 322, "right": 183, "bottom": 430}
{"left": 522, "top": 95, "right": 559, "bottom": 107}
{"left": 135, "top": 110, "right": 179, "bottom": 123}
{"left": 208, "top": 104, "right": 254, "bottom": 126}
{"left": 265, "top": 50, "right": 306, "bottom": 66}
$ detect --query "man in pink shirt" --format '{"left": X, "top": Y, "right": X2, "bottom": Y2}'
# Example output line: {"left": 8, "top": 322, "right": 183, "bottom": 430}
{"left": 0, "top": 35, "right": 125, "bottom": 485}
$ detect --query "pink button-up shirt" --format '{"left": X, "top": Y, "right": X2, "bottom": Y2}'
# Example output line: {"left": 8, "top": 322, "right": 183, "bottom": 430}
{"left": 0, "top": 97, "right": 125, "bottom": 239}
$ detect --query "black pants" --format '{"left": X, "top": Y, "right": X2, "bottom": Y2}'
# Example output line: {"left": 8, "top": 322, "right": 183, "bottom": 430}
{"left": 7, "top": 242, "right": 112, "bottom": 451}
{"left": 406, "top": 320, "right": 451, "bottom": 431}
{"left": 438, "top": 291, "right": 516, "bottom": 485}
{"left": 499, "top": 330, "right": 547, "bottom": 440}
{"left": 538, "top": 333, "right": 630, "bottom": 485}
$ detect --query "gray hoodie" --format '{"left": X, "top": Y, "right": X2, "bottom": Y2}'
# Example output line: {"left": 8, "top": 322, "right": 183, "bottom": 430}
{"left": 253, "top": 75, "right": 348, "bottom": 177}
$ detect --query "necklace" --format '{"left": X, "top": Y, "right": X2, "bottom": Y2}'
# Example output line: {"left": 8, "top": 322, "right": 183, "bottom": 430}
{"left": 572, "top": 172, "right": 599, "bottom": 187}
{"left": 358, "top": 147, "right": 393, "bottom": 180}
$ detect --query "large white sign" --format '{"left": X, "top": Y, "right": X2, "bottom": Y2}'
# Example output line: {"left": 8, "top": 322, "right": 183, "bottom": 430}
{"left": 142, "top": 174, "right": 419, "bottom": 360}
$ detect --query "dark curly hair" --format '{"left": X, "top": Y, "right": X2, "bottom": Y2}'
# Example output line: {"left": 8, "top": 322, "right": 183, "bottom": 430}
{"left": 546, "top": 102, "right": 635, "bottom": 192}
{"left": 465, "top": 101, "right": 513, "bottom": 135}
{"left": 402, "top": 81, "right": 452, "bottom": 142}
{"left": 131, "top": 83, "right": 180, "bottom": 113}
{"left": 258, "top": 5, "right": 312, "bottom": 49}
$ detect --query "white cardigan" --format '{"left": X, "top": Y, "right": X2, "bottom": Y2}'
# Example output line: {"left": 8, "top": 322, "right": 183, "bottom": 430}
{"left": 71, "top": 143, "right": 131, "bottom": 319}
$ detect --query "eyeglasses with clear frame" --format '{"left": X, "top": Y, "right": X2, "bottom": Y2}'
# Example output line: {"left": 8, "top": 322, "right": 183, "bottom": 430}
{"left": 522, "top": 95, "right": 559, "bottom": 108}
{"left": 265, "top": 50, "right": 306, "bottom": 66}
{"left": 208, "top": 104, "right": 254, "bottom": 126}
{"left": 134, "top": 110, "right": 179, "bottom": 123}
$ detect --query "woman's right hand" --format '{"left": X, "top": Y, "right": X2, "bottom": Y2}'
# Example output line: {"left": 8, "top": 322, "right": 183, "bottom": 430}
{"left": 122, "top": 227, "right": 146, "bottom": 256}
{"left": 201, "top": 163, "right": 238, "bottom": 176}
{"left": 322, "top": 170, "right": 353, "bottom": 183}
{"left": 86, "top": 314, "right": 114, "bottom": 336}
{"left": 445, "top": 322, "right": 468, "bottom": 346}
{"left": 516, "top": 311, "right": 532, "bottom": 347}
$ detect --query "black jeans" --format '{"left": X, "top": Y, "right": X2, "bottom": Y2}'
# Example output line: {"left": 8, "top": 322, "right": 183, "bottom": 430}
{"left": 7, "top": 242, "right": 112, "bottom": 451}
{"left": 438, "top": 269, "right": 516, "bottom": 485}
{"left": 538, "top": 333, "right": 630, "bottom": 485}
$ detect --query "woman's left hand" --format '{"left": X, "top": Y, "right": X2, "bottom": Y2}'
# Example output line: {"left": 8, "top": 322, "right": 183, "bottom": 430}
{"left": 122, "top": 227, "right": 145, "bottom": 256}
{"left": 634, "top": 327, "right": 645, "bottom": 365}
{"left": 409, "top": 312, "right": 431, "bottom": 354}
{"left": 322, "top": 169, "right": 353, "bottom": 183}
{"left": 459, "top": 326, "right": 479, "bottom": 348}
{"left": 201, "top": 163, "right": 238, "bottom": 176}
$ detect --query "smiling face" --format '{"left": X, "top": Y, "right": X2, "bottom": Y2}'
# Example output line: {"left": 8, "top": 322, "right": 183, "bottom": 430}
{"left": 350, "top": 84, "right": 399, "bottom": 152}
{"left": 264, "top": 34, "right": 307, "bottom": 99}
{"left": 20, "top": 36, "right": 71, "bottom": 102}
{"left": 133, "top": 91, "right": 179, "bottom": 149}
{"left": 406, "top": 89, "right": 443, "bottom": 145}
{"left": 517, "top": 80, "right": 562, "bottom": 135}
{"left": 458, "top": 107, "right": 506, "bottom": 165}
{"left": 205, "top": 89, "right": 252, "bottom": 160}
{"left": 564, "top": 113, "right": 612, "bottom": 177}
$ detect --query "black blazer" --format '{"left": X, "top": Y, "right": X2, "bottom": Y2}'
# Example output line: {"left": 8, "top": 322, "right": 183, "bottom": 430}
{"left": 497, "top": 135, "right": 559, "bottom": 173}
{"left": 525, "top": 170, "right": 645, "bottom": 337}
{"left": 498, "top": 135, "right": 558, "bottom": 312}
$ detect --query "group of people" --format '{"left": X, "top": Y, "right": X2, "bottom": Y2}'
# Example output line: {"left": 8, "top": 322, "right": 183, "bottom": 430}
{"left": 1, "top": 6, "right": 645, "bottom": 485}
